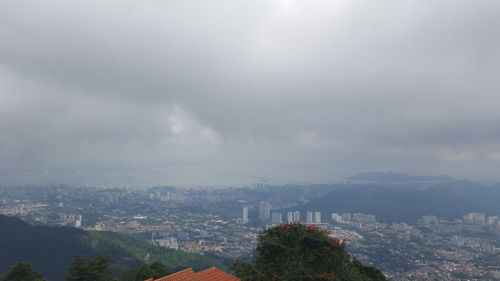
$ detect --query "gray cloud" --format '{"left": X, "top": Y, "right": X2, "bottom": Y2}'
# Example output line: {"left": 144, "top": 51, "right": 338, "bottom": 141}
{"left": 1, "top": 0, "right": 500, "bottom": 185}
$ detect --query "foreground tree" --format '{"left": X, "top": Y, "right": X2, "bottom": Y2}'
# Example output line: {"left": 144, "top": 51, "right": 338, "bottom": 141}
{"left": 1, "top": 261, "right": 47, "bottom": 281}
{"left": 66, "top": 256, "right": 113, "bottom": 281}
{"left": 120, "top": 261, "right": 171, "bottom": 281}
{"left": 232, "top": 223, "right": 388, "bottom": 281}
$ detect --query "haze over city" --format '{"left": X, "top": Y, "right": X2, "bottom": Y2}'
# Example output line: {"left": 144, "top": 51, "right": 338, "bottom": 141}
{"left": 1, "top": 0, "right": 500, "bottom": 186}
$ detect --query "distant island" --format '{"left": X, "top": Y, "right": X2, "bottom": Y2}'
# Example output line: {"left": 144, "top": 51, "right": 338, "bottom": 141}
{"left": 348, "top": 172, "right": 454, "bottom": 183}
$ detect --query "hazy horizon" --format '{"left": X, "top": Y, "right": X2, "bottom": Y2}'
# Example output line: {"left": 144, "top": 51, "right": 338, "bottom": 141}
{"left": 2, "top": 0, "right": 500, "bottom": 186}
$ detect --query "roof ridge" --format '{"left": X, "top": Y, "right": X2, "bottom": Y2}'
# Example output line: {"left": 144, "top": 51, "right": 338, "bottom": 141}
{"left": 165, "top": 267, "right": 193, "bottom": 276}
{"left": 154, "top": 268, "right": 195, "bottom": 281}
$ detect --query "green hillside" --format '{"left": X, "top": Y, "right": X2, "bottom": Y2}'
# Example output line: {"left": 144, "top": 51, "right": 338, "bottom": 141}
{"left": 0, "top": 215, "right": 228, "bottom": 281}
{"left": 287, "top": 181, "right": 500, "bottom": 222}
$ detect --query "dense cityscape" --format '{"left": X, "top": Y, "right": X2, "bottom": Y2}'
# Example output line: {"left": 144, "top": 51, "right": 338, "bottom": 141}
{"left": 2, "top": 184, "right": 500, "bottom": 281}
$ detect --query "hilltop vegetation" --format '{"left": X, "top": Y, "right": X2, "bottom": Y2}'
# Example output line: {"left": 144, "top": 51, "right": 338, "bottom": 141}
{"left": 232, "top": 223, "right": 387, "bottom": 281}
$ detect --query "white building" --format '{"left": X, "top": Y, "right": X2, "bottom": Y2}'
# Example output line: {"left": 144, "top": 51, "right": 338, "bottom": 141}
{"left": 242, "top": 206, "right": 249, "bottom": 224}
{"left": 306, "top": 211, "right": 313, "bottom": 223}
{"left": 487, "top": 216, "right": 497, "bottom": 225}
{"left": 272, "top": 212, "right": 283, "bottom": 224}
{"left": 342, "top": 213, "right": 351, "bottom": 222}
{"left": 259, "top": 201, "right": 271, "bottom": 220}
{"left": 293, "top": 211, "right": 300, "bottom": 222}
{"left": 331, "top": 213, "right": 343, "bottom": 223}
{"left": 314, "top": 212, "right": 321, "bottom": 224}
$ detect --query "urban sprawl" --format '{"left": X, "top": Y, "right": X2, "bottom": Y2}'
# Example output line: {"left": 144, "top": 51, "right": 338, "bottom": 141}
{"left": 1, "top": 184, "right": 500, "bottom": 281}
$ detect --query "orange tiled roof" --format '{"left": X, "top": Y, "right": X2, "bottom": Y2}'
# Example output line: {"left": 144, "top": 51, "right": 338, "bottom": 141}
{"left": 154, "top": 268, "right": 201, "bottom": 281}
{"left": 196, "top": 267, "right": 240, "bottom": 281}
{"left": 149, "top": 267, "right": 239, "bottom": 281}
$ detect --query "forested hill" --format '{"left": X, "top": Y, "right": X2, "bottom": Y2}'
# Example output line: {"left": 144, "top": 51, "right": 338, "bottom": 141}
{"left": 0, "top": 215, "right": 228, "bottom": 281}
{"left": 291, "top": 181, "right": 500, "bottom": 222}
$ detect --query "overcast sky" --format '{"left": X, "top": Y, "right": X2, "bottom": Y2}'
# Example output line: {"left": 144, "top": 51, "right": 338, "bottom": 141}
{"left": 1, "top": 0, "right": 500, "bottom": 186}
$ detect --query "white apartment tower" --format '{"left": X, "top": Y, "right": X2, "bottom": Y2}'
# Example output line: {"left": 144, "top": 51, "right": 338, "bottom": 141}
{"left": 314, "top": 212, "right": 321, "bottom": 224}
{"left": 259, "top": 201, "right": 271, "bottom": 220}
{"left": 293, "top": 211, "right": 300, "bottom": 222}
{"left": 271, "top": 212, "right": 283, "bottom": 224}
{"left": 242, "top": 206, "right": 249, "bottom": 224}
{"left": 306, "top": 211, "right": 313, "bottom": 223}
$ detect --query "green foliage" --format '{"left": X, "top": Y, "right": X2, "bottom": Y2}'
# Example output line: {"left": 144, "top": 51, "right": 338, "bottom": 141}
{"left": 351, "top": 260, "right": 387, "bottom": 281}
{"left": 230, "top": 261, "right": 258, "bottom": 281}
{"left": 1, "top": 261, "right": 47, "bottom": 281}
{"left": 233, "top": 223, "right": 388, "bottom": 281}
{"left": 0, "top": 215, "right": 229, "bottom": 281}
{"left": 66, "top": 256, "right": 112, "bottom": 281}
{"left": 120, "top": 261, "right": 171, "bottom": 281}
{"left": 87, "top": 231, "right": 229, "bottom": 272}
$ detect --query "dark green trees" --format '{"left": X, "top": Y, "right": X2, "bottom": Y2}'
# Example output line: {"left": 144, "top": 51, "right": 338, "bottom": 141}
{"left": 1, "top": 261, "right": 47, "bottom": 281}
{"left": 232, "top": 223, "right": 388, "bottom": 281}
{"left": 65, "top": 256, "right": 170, "bottom": 281}
{"left": 66, "top": 256, "right": 113, "bottom": 281}
{"left": 120, "top": 261, "right": 171, "bottom": 281}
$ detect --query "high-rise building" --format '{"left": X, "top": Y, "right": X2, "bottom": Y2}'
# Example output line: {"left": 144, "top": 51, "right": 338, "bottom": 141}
{"left": 331, "top": 213, "right": 343, "bottom": 223}
{"left": 293, "top": 211, "right": 300, "bottom": 222}
{"left": 242, "top": 206, "right": 249, "bottom": 224}
{"left": 463, "top": 213, "right": 474, "bottom": 224}
{"left": 342, "top": 213, "right": 351, "bottom": 222}
{"left": 314, "top": 212, "right": 321, "bottom": 224}
{"left": 421, "top": 215, "right": 439, "bottom": 224}
{"left": 259, "top": 201, "right": 271, "bottom": 221}
{"left": 472, "top": 213, "right": 486, "bottom": 224}
{"left": 287, "top": 211, "right": 294, "bottom": 223}
{"left": 487, "top": 216, "right": 497, "bottom": 225}
{"left": 74, "top": 215, "right": 82, "bottom": 228}
{"left": 272, "top": 212, "right": 283, "bottom": 224}
{"left": 464, "top": 212, "right": 486, "bottom": 224}
{"left": 353, "top": 213, "right": 376, "bottom": 223}
{"left": 306, "top": 211, "right": 313, "bottom": 223}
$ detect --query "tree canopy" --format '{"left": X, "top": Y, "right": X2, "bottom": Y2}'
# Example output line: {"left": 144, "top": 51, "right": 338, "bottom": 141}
{"left": 232, "top": 223, "right": 388, "bottom": 281}
{"left": 1, "top": 261, "right": 47, "bottom": 281}
{"left": 65, "top": 256, "right": 113, "bottom": 281}
{"left": 120, "top": 261, "right": 170, "bottom": 281}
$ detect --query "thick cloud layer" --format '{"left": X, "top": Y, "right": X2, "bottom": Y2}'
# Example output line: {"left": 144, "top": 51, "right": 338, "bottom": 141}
{"left": 1, "top": 0, "right": 500, "bottom": 185}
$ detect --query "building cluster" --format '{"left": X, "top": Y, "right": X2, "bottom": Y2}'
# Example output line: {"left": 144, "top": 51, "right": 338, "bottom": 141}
{"left": 152, "top": 232, "right": 179, "bottom": 250}
{"left": 58, "top": 214, "right": 83, "bottom": 228}
{"left": 330, "top": 212, "right": 376, "bottom": 224}
{"left": 461, "top": 212, "right": 500, "bottom": 234}
{"left": 449, "top": 235, "right": 495, "bottom": 253}
{"left": 463, "top": 212, "right": 487, "bottom": 224}
{"left": 420, "top": 215, "right": 439, "bottom": 224}
{"left": 246, "top": 201, "right": 325, "bottom": 226}
{"left": 149, "top": 191, "right": 186, "bottom": 202}
{"left": 3, "top": 185, "right": 500, "bottom": 281}
{"left": 462, "top": 212, "right": 500, "bottom": 226}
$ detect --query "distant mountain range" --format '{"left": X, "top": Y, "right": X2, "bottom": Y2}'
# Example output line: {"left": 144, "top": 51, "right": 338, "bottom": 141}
{"left": 0, "top": 215, "right": 228, "bottom": 281}
{"left": 347, "top": 172, "right": 455, "bottom": 183}
{"left": 287, "top": 180, "right": 500, "bottom": 222}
